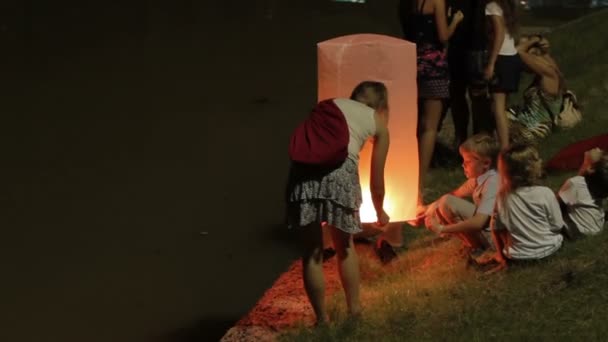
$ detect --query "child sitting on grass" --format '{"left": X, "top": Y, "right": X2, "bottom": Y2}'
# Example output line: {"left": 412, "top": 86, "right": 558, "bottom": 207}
{"left": 558, "top": 148, "right": 608, "bottom": 238}
{"left": 488, "top": 145, "right": 565, "bottom": 271}
{"left": 423, "top": 133, "right": 500, "bottom": 257}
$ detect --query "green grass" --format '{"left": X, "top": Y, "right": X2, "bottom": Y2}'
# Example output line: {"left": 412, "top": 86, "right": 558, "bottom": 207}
{"left": 519, "top": 6, "right": 604, "bottom": 29}
{"left": 280, "top": 9, "right": 608, "bottom": 341}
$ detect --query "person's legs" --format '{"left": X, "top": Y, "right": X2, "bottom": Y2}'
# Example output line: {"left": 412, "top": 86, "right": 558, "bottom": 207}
{"left": 434, "top": 194, "right": 476, "bottom": 224}
{"left": 471, "top": 93, "right": 493, "bottom": 135}
{"left": 434, "top": 194, "right": 486, "bottom": 249}
{"left": 459, "top": 231, "right": 488, "bottom": 250}
{"left": 450, "top": 78, "right": 470, "bottom": 147}
{"left": 418, "top": 98, "right": 444, "bottom": 205}
{"left": 300, "top": 223, "right": 328, "bottom": 324}
{"left": 492, "top": 92, "right": 509, "bottom": 150}
{"left": 329, "top": 225, "right": 361, "bottom": 317}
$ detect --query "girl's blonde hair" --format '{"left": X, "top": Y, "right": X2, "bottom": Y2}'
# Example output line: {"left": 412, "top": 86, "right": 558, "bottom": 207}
{"left": 498, "top": 144, "right": 541, "bottom": 202}
{"left": 350, "top": 81, "right": 389, "bottom": 113}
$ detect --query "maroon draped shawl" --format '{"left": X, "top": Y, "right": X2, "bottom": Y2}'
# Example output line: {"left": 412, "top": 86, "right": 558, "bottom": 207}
{"left": 289, "top": 99, "right": 349, "bottom": 167}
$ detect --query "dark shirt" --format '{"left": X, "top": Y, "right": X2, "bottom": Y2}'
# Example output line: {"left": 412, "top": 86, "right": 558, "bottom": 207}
{"left": 399, "top": 0, "right": 442, "bottom": 47}
{"left": 446, "top": 0, "right": 486, "bottom": 51}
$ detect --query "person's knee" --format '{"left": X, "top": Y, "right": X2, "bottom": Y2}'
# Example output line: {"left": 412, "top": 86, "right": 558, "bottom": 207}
{"left": 300, "top": 223, "right": 325, "bottom": 262}
{"left": 335, "top": 245, "right": 356, "bottom": 260}
{"left": 437, "top": 194, "right": 457, "bottom": 212}
{"left": 420, "top": 118, "right": 440, "bottom": 133}
{"left": 330, "top": 226, "right": 354, "bottom": 257}
{"left": 303, "top": 246, "right": 324, "bottom": 264}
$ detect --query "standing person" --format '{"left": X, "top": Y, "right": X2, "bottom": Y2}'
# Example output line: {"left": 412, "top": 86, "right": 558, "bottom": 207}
{"left": 442, "top": 0, "right": 491, "bottom": 148}
{"left": 487, "top": 145, "right": 565, "bottom": 271}
{"left": 286, "top": 81, "right": 391, "bottom": 324}
{"left": 484, "top": 0, "right": 521, "bottom": 150}
{"left": 399, "top": 0, "right": 464, "bottom": 209}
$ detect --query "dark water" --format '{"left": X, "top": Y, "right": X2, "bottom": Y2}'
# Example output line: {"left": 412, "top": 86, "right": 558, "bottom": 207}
{"left": 0, "top": 1, "right": 400, "bottom": 341}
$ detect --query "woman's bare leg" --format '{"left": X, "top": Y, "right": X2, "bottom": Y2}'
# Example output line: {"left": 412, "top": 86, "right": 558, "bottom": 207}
{"left": 492, "top": 92, "right": 509, "bottom": 150}
{"left": 300, "top": 223, "right": 328, "bottom": 324}
{"left": 329, "top": 226, "right": 361, "bottom": 317}
{"left": 418, "top": 98, "right": 444, "bottom": 205}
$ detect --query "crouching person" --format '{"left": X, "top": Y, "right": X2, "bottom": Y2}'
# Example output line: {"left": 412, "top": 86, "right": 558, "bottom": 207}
{"left": 423, "top": 133, "right": 500, "bottom": 257}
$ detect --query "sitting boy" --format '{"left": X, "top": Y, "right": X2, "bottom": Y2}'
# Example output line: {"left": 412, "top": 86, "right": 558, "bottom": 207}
{"left": 422, "top": 133, "right": 500, "bottom": 257}
{"left": 558, "top": 148, "right": 608, "bottom": 238}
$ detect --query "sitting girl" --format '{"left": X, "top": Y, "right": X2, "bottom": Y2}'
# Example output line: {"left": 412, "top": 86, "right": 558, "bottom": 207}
{"left": 489, "top": 145, "right": 565, "bottom": 270}
{"left": 508, "top": 35, "right": 565, "bottom": 143}
{"left": 558, "top": 148, "right": 608, "bottom": 238}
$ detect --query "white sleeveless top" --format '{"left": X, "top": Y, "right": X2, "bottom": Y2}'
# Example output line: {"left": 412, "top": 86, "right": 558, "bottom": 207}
{"left": 333, "top": 98, "right": 377, "bottom": 163}
{"left": 485, "top": 2, "right": 517, "bottom": 56}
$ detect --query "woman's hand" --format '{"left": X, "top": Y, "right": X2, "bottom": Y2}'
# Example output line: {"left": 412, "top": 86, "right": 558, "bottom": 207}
{"left": 483, "top": 63, "right": 495, "bottom": 81}
{"left": 452, "top": 10, "right": 464, "bottom": 25}
{"left": 376, "top": 209, "right": 390, "bottom": 227}
{"left": 538, "top": 37, "right": 550, "bottom": 51}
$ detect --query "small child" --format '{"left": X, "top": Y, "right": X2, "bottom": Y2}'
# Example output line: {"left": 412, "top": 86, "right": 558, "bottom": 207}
{"left": 490, "top": 145, "right": 565, "bottom": 268}
{"left": 424, "top": 133, "right": 500, "bottom": 256}
{"left": 558, "top": 148, "right": 608, "bottom": 237}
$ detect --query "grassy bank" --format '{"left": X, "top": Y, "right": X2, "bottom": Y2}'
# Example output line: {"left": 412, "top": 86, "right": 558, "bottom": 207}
{"left": 280, "top": 9, "right": 608, "bottom": 341}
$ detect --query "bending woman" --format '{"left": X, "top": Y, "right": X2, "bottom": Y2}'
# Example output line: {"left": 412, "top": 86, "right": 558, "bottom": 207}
{"left": 286, "top": 81, "right": 391, "bottom": 324}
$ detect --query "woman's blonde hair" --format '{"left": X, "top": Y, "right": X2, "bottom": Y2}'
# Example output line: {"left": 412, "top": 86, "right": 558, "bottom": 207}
{"left": 350, "top": 81, "right": 389, "bottom": 112}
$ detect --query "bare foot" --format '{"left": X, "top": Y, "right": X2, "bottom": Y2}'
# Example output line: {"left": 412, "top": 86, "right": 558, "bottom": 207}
{"left": 406, "top": 209, "right": 426, "bottom": 227}
{"left": 483, "top": 261, "right": 508, "bottom": 275}
{"left": 474, "top": 250, "right": 500, "bottom": 265}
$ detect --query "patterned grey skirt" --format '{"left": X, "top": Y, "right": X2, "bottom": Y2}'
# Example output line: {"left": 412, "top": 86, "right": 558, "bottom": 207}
{"left": 286, "top": 158, "right": 363, "bottom": 234}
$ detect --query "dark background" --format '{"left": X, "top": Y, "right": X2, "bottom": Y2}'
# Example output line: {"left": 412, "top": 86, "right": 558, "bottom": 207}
{"left": 0, "top": 1, "right": 401, "bottom": 341}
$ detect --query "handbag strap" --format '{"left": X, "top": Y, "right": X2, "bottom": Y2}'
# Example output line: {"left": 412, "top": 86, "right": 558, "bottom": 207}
{"left": 537, "top": 88, "right": 558, "bottom": 126}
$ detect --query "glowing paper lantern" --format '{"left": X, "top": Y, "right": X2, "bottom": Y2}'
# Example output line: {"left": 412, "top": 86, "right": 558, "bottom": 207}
{"left": 317, "top": 34, "right": 418, "bottom": 237}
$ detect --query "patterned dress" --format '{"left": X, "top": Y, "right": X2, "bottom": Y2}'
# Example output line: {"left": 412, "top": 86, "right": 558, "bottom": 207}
{"left": 508, "top": 83, "right": 562, "bottom": 143}
{"left": 286, "top": 99, "right": 376, "bottom": 234}
{"left": 286, "top": 159, "right": 363, "bottom": 234}
{"left": 400, "top": 0, "right": 450, "bottom": 99}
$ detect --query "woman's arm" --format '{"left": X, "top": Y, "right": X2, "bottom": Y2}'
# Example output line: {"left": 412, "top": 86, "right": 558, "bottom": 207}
{"left": 434, "top": 0, "right": 463, "bottom": 43}
{"left": 485, "top": 14, "right": 505, "bottom": 80}
{"left": 517, "top": 37, "right": 558, "bottom": 80}
{"left": 371, "top": 113, "right": 390, "bottom": 225}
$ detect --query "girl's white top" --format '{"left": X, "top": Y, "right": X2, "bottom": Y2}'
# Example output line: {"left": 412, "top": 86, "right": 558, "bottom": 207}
{"left": 485, "top": 2, "right": 518, "bottom": 56}
{"left": 333, "top": 98, "right": 376, "bottom": 163}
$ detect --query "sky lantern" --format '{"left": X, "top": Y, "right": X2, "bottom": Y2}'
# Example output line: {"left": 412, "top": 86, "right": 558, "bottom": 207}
{"left": 317, "top": 34, "right": 418, "bottom": 245}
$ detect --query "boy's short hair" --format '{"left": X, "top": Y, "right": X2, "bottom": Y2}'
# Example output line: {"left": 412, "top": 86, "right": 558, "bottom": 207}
{"left": 459, "top": 133, "right": 500, "bottom": 167}
{"left": 586, "top": 153, "right": 608, "bottom": 199}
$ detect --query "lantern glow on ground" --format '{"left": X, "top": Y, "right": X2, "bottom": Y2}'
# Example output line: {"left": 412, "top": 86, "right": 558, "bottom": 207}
{"left": 318, "top": 34, "right": 419, "bottom": 226}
